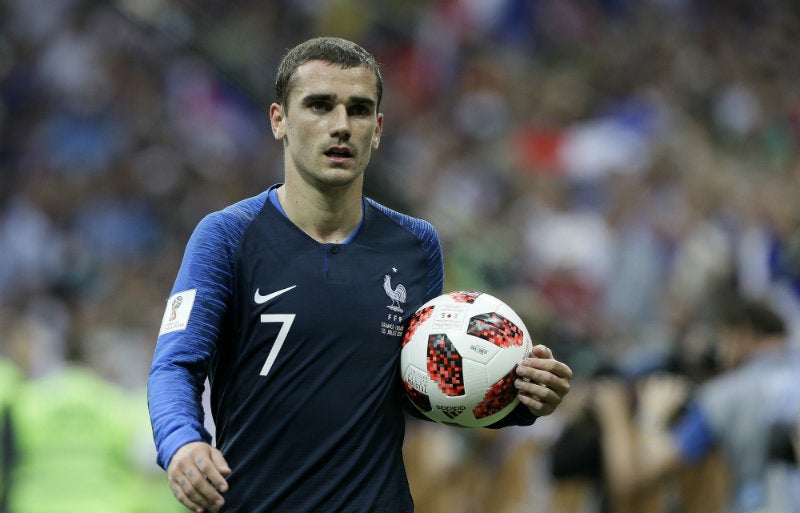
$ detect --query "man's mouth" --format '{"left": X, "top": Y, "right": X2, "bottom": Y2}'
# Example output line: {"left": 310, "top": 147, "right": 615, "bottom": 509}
{"left": 324, "top": 146, "right": 353, "bottom": 159}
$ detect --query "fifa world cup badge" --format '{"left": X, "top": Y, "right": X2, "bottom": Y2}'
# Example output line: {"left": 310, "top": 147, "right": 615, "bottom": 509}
{"left": 159, "top": 289, "right": 197, "bottom": 336}
{"left": 169, "top": 295, "right": 183, "bottom": 321}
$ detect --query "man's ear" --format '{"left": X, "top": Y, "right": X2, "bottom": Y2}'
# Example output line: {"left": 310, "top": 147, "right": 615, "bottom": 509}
{"left": 269, "top": 103, "right": 286, "bottom": 140}
{"left": 372, "top": 113, "right": 383, "bottom": 150}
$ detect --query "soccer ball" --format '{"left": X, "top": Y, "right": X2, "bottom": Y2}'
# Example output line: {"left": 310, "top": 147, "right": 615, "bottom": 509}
{"left": 400, "top": 291, "right": 533, "bottom": 427}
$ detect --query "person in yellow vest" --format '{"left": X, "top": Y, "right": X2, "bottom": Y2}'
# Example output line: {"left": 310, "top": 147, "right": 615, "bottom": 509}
{"left": 128, "top": 384, "right": 186, "bottom": 513}
{"left": 0, "top": 357, "right": 23, "bottom": 513}
{"left": 5, "top": 334, "right": 149, "bottom": 513}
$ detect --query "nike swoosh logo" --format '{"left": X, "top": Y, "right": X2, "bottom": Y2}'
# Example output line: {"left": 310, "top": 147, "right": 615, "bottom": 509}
{"left": 254, "top": 285, "right": 297, "bottom": 305}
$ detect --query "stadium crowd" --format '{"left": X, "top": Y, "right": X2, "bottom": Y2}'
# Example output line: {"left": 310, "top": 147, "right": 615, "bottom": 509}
{"left": 1, "top": 0, "right": 799, "bottom": 512}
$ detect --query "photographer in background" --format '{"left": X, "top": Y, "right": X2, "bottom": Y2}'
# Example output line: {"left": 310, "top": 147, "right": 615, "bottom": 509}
{"left": 596, "top": 295, "right": 800, "bottom": 513}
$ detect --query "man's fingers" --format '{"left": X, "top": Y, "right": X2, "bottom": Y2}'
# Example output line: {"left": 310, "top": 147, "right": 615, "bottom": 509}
{"left": 170, "top": 468, "right": 225, "bottom": 513}
{"left": 515, "top": 376, "right": 559, "bottom": 403}
{"left": 517, "top": 359, "right": 573, "bottom": 394}
{"left": 195, "top": 449, "right": 232, "bottom": 492}
{"left": 514, "top": 351, "right": 573, "bottom": 417}
{"left": 517, "top": 390, "right": 552, "bottom": 415}
{"left": 210, "top": 447, "right": 233, "bottom": 477}
{"left": 524, "top": 355, "right": 573, "bottom": 377}
{"left": 167, "top": 442, "right": 230, "bottom": 513}
{"left": 516, "top": 384, "right": 559, "bottom": 416}
{"left": 530, "top": 344, "right": 553, "bottom": 359}
{"left": 169, "top": 481, "right": 205, "bottom": 513}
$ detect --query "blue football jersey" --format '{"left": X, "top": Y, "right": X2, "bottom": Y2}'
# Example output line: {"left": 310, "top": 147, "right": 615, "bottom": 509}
{"left": 149, "top": 185, "right": 444, "bottom": 512}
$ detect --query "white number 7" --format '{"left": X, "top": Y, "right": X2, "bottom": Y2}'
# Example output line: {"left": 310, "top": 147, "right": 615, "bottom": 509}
{"left": 259, "top": 314, "right": 296, "bottom": 376}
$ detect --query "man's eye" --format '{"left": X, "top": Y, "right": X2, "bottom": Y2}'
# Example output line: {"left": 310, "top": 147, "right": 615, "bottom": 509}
{"left": 348, "top": 105, "right": 371, "bottom": 116}
{"left": 310, "top": 102, "right": 330, "bottom": 112}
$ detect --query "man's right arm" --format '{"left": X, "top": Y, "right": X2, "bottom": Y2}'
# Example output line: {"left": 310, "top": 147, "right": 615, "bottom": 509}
{"left": 147, "top": 209, "right": 247, "bottom": 512}
{"left": 148, "top": 211, "right": 236, "bottom": 468}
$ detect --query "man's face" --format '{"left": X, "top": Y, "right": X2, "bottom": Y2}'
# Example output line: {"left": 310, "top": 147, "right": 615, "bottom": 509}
{"left": 716, "top": 326, "right": 750, "bottom": 369}
{"left": 270, "top": 60, "right": 383, "bottom": 190}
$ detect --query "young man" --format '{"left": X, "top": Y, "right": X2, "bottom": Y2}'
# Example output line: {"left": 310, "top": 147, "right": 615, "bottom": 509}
{"left": 147, "top": 37, "right": 573, "bottom": 513}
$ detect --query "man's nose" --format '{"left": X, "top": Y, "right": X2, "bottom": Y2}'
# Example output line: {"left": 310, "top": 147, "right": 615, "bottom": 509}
{"left": 330, "top": 104, "right": 351, "bottom": 140}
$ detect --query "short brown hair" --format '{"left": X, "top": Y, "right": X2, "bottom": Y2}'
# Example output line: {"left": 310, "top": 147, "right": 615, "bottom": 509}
{"left": 275, "top": 37, "right": 383, "bottom": 109}
{"left": 718, "top": 296, "right": 786, "bottom": 337}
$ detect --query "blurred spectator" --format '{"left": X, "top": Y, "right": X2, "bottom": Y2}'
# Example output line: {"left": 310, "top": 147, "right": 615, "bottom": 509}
{"left": 3, "top": 336, "right": 181, "bottom": 513}
{"left": 591, "top": 295, "right": 800, "bottom": 513}
{"left": 0, "top": 357, "right": 22, "bottom": 513}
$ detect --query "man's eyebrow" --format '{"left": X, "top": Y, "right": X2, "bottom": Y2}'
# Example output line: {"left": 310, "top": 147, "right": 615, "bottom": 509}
{"left": 302, "top": 93, "right": 335, "bottom": 104}
{"left": 301, "top": 93, "right": 376, "bottom": 107}
{"left": 348, "top": 96, "right": 376, "bottom": 107}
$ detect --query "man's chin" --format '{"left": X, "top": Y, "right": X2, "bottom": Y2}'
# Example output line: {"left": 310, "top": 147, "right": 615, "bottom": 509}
{"left": 314, "top": 168, "right": 364, "bottom": 189}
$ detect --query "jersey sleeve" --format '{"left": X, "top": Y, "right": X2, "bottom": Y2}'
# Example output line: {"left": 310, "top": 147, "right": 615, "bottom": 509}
{"left": 671, "top": 400, "right": 715, "bottom": 463}
{"left": 416, "top": 218, "right": 444, "bottom": 301}
{"left": 486, "top": 403, "right": 538, "bottom": 428}
{"left": 148, "top": 195, "right": 263, "bottom": 469}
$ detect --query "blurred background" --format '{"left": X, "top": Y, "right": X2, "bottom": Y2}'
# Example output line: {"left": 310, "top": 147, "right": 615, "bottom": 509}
{"left": 1, "top": 0, "right": 799, "bottom": 512}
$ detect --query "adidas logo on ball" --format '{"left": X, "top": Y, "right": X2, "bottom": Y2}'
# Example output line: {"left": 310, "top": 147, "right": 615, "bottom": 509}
{"left": 436, "top": 405, "right": 466, "bottom": 419}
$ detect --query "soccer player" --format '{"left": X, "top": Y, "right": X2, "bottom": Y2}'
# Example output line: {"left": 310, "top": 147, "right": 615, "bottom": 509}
{"left": 147, "top": 36, "right": 573, "bottom": 513}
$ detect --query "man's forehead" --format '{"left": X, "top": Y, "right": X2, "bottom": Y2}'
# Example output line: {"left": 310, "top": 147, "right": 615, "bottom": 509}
{"left": 290, "top": 61, "right": 379, "bottom": 100}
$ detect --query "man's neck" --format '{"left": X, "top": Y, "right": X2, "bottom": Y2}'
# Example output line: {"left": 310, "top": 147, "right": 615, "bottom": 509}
{"left": 276, "top": 183, "right": 362, "bottom": 243}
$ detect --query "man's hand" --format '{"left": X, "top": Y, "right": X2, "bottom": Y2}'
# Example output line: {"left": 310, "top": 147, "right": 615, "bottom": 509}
{"left": 636, "top": 374, "right": 690, "bottom": 431}
{"left": 514, "top": 344, "right": 573, "bottom": 416}
{"left": 167, "top": 441, "right": 232, "bottom": 513}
